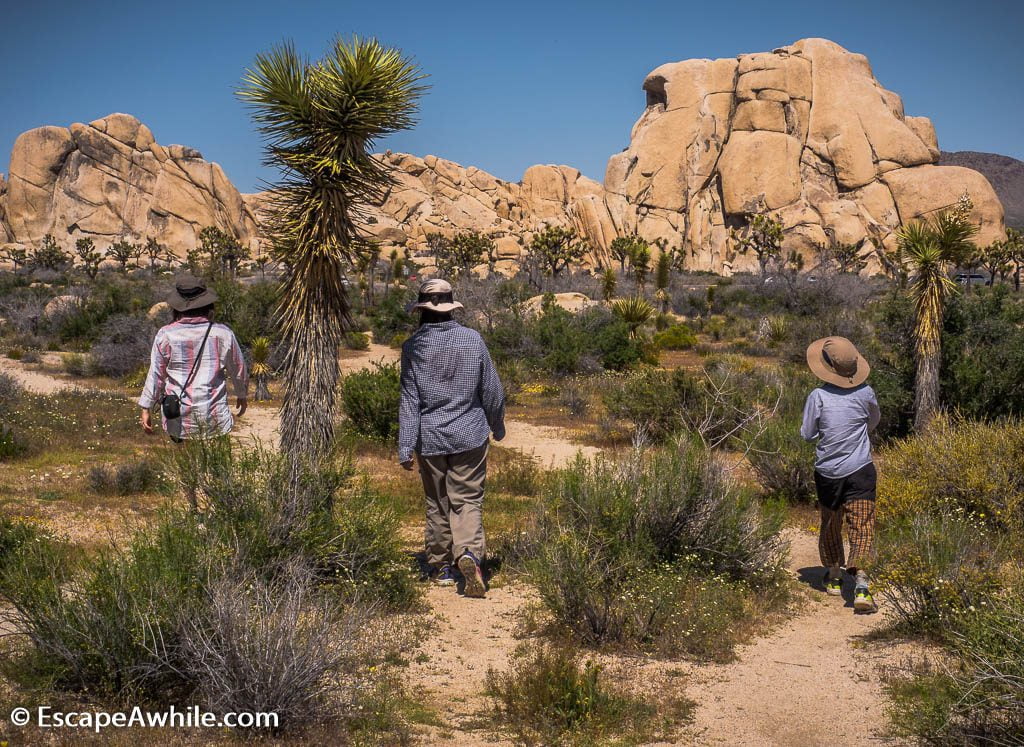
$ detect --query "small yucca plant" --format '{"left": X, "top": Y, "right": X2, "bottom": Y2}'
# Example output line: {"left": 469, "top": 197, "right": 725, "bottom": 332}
{"left": 251, "top": 337, "right": 273, "bottom": 402}
{"left": 611, "top": 296, "right": 654, "bottom": 338}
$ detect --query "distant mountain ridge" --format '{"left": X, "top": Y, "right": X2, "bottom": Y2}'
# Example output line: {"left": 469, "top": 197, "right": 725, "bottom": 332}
{"left": 940, "top": 151, "right": 1024, "bottom": 228}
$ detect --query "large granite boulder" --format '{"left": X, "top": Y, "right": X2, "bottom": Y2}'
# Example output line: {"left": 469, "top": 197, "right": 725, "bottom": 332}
{"left": 2, "top": 113, "right": 259, "bottom": 257}
{"left": 604, "top": 38, "right": 1005, "bottom": 272}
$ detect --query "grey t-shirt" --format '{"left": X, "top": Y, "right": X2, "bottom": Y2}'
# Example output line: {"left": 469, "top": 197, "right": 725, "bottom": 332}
{"left": 800, "top": 383, "right": 880, "bottom": 479}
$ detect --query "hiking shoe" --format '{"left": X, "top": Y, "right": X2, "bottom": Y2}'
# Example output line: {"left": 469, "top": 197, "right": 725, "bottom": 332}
{"left": 458, "top": 551, "right": 486, "bottom": 599}
{"left": 824, "top": 572, "right": 843, "bottom": 596}
{"left": 854, "top": 586, "right": 877, "bottom": 613}
{"left": 434, "top": 565, "right": 456, "bottom": 587}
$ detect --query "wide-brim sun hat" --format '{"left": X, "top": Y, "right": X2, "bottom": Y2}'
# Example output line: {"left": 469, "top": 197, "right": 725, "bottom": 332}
{"left": 167, "top": 275, "right": 218, "bottom": 312}
{"left": 410, "top": 278, "right": 464, "bottom": 313}
{"left": 806, "top": 336, "right": 870, "bottom": 388}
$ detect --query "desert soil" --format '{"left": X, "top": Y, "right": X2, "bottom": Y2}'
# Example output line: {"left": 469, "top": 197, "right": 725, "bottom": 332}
{"left": 0, "top": 354, "right": 906, "bottom": 745}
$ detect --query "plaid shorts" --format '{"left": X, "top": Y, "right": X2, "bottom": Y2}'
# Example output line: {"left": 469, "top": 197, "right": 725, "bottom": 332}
{"left": 815, "top": 462, "right": 876, "bottom": 571}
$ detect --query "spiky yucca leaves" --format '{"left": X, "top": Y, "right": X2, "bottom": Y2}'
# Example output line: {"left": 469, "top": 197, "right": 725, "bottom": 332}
{"left": 897, "top": 206, "right": 978, "bottom": 430}
{"left": 611, "top": 296, "right": 654, "bottom": 338}
{"left": 238, "top": 38, "right": 424, "bottom": 469}
{"left": 250, "top": 337, "right": 273, "bottom": 401}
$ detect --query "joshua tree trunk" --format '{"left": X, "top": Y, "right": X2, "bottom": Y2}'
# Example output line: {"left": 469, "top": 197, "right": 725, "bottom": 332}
{"left": 914, "top": 346, "right": 941, "bottom": 431}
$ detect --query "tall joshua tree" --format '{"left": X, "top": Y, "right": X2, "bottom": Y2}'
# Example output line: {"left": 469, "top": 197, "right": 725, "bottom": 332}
{"left": 239, "top": 37, "right": 424, "bottom": 469}
{"left": 896, "top": 199, "right": 977, "bottom": 430}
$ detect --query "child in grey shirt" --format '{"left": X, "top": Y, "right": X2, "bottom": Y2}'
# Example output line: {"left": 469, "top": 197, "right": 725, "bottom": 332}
{"left": 801, "top": 336, "right": 880, "bottom": 613}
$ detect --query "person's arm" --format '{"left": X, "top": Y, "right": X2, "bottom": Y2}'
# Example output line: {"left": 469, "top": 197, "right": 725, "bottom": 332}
{"left": 867, "top": 388, "right": 881, "bottom": 433}
{"left": 397, "top": 346, "right": 420, "bottom": 468}
{"left": 478, "top": 341, "right": 505, "bottom": 441}
{"left": 221, "top": 328, "right": 249, "bottom": 416}
{"left": 138, "top": 331, "right": 170, "bottom": 434}
{"left": 799, "top": 390, "right": 821, "bottom": 442}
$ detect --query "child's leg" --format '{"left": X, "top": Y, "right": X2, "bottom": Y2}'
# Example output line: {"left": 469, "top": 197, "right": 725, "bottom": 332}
{"left": 843, "top": 497, "right": 876, "bottom": 580}
{"left": 818, "top": 503, "right": 846, "bottom": 572}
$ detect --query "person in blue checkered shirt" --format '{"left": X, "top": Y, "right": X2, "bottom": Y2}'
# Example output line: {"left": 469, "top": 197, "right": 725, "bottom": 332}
{"left": 399, "top": 278, "right": 505, "bottom": 598}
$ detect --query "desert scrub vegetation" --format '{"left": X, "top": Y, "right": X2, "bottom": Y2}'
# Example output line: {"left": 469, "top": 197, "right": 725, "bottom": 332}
{"left": 485, "top": 641, "right": 693, "bottom": 746}
{"left": 0, "top": 438, "right": 422, "bottom": 736}
{"left": 339, "top": 360, "right": 401, "bottom": 441}
{"left": 508, "top": 442, "right": 788, "bottom": 661}
{"left": 873, "top": 416, "right": 1024, "bottom": 741}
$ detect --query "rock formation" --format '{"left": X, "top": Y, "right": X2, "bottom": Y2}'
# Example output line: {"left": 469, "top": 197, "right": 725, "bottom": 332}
{"left": 603, "top": 38, "right": 1005, "bottom": 271}
{"left": 0, "top": 113, "right": 258, "bottom": 255}
{"left": 0, "top": 39, "right": 1008, "bottom": 274}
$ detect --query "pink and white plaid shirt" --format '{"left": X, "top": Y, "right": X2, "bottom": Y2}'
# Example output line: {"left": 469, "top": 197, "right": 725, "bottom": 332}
{"left": 138, "top": 316, "right": 249, "bottom": 439}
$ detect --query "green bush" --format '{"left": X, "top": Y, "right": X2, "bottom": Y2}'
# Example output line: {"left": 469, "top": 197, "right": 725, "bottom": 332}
{"left": 486, "top": 641, "right": 687, "bottom": 746}
{"left": 747, "top": 417, "right": 816, "bottom": 503}
{"left": 369, "top": 289, "right": 416, "bottom": 346}
{"left": 886, "top": 593, "right": 1024, "bottom": 743}
{"left": 653, "top": 323, "right": 697, "bottom": 350}
{"left": 0, "top": 439, "right": 419, "bottom": 724}
{"left": 62, "top": 352, "right": 90, "bottom": 377}
{"left": 344, "top": 330, "right": 370, "bottom": 350}
{"left": 490, "top": 451, "right": 543, "bottom": 497}
{"left": 523, "top": 446, "right": 787, "bottom": 659}
{"left": 340, "top": 362, "right": 400, "bottom": 441}
{"left": 0, "top": 423, "right": 27, "bottom": 460}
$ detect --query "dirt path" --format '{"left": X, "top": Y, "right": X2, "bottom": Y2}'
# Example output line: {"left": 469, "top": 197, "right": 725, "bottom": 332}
{"left": 679, "top": 527, "right": 905, "bottom": 746}
{"left": 0, "top": 356, "right": 79, "bottom": 394}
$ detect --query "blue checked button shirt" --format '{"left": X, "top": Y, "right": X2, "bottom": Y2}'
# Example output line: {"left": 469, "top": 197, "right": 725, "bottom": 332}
{"left": 398, "top": 320, "right": 506, "bottom": 464}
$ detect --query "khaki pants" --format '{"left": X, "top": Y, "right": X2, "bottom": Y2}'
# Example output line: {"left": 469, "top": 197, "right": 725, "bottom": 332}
{"left": 417, "top": 441, "right": 488, "bottom": 568}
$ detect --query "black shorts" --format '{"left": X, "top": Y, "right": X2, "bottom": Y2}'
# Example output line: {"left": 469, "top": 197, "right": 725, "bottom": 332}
{"left": 814, "top": 462, "right": 877, "bottom": 511}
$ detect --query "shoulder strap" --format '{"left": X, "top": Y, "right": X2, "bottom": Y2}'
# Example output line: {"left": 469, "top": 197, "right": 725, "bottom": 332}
{"left": 179, "top": 322, "right": 213, "bottom": 401}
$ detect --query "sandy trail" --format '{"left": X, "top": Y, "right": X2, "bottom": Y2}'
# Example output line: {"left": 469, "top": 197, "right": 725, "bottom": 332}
{"left": 0, "top": 356, "right": 79, "bottom": 394}
{"left": 680, "top": 527, "right": 905, "bottom": 746}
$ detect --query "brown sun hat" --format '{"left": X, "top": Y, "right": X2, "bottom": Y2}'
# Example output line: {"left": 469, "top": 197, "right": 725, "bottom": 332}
{"left": 167, "top": 275, "right": 218, "bottom": 312}
{"left": 410, "top": 278, "right": 464, "bottom": 313}
{"left": 806, "top": 336, "right": 870, "bottom": 388}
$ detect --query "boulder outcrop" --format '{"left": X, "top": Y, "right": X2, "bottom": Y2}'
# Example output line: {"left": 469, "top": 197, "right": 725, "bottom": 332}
{"left": 0, "top": 40, "right": 1007, "bottom": 275}
{"left": 604, "top": 38, "right": 1005, "bottom": 271}
{"left": 1, "top": 113, "right": 258, "bottom": 255}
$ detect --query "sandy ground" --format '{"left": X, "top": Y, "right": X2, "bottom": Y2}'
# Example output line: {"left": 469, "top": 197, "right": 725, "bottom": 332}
{"left": 1, "top": 354, "right": 906, "bottom": 745}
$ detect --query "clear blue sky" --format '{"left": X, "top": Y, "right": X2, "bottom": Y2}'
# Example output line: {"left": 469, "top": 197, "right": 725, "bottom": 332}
{"left": 2, "top": 0, "right": 1020, "bottom": 193}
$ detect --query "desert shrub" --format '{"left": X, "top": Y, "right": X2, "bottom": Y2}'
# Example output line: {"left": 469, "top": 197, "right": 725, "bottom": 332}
{"left": 340, "top": 362, "right": 400, "bottom": 441}
{"left": 603, "top": 367, "right": 685, "bottom": 440}
{"left": 942, "top": 285, "right": 1024, "bottom": 420}
{"left": 878, "top": 415, "right": 1024, "bottom": 534}
{"left": 19, "top": 347, "right": 41, "bottom": 363}
{"left": 886, "top": 592, "right": 1024, "bottom": 743}
{"left": 0, "top": 371, "right": 23, "bottom": 404}
{"left": 369, "top": 288, "right": 416, "bottom": 345}
{"left": 557, "top": 379, "right": 589, "bottom": 417}
{"left": 90, "top": 314, "right": 155, "bottom": 378}
{"left": 490, "top": 451, "right": 542, "bottom": 497}
{"left": 1, "top": 440, "right": 418, "bottom": 730}
{"left": 87, "top": 459, "right": 164, "bottom": 496}
{"left": 171, "top": 439, "right": 417, "bottom": 610}
{"left": 524, "top": 446, "right": 787, "bottom": 659}
{"left": 747, "top": 417, "right": 816, "bottom": 503}
{"left": 207, "top": 278, "right": 278, "bottom": 345}
{"left": 0, "top": 424, "right": 28, "bottom": 460}
{"left": 875, "top": 512, "right": 1006, "bottom": 634}
{"left": 653, "top": 322, "right": 697, "bottom": 350}
{"left": 49, "top": 277, "right": 154, "bottom": 345}
{"left": 6, "top": 346, "right": 23, "bottom": 360}
{"left": 486, "top": 641, "right": 685, "bottom": 746}
{"left": 0, "top": 517, "right": 52, "bottom": 576}
{"left": 178, "top": 566, "right": 383, "bottom": 726}
{"left": 62, "top": 352, "right": 90, "bottom": 376}
{"left": 344, "top": 330, "right": 370, "bottom": 350}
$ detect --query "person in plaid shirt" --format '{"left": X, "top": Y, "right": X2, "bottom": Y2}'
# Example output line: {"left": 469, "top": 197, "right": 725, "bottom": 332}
{"left": 399, "top": 278, "right": 505, "bottom": 598}
{"left": 139, "top": 276, "right": 249, "bottom": 446}
{"left": 801, "top": 336, "right": 880, "bottom": 613}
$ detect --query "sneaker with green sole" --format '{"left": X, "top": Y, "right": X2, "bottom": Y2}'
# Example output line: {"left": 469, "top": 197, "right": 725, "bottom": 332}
{"left": 823, "top": 572, "right": 843, "bottom": 596}
{"left": 854, "top": 586, "right": 877, "bottom": 613}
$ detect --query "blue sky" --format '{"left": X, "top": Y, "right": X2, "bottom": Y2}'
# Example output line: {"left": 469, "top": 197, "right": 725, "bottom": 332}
{"left": 1, "top": 0, "right": 1020, "bottom": 192}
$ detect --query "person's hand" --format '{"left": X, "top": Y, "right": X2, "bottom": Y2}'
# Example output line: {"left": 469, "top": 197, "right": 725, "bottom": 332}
{"left": 141, "top": 408, "right": 154, "bottom": 435}
{"left": 493, "top": 425, "right": 506, "bottom": 442}
{"left": 401, "top": 460, "right": 415, "bottom": 471}
{"left": 236, "top": 398, "right": 248, "bottom": 417}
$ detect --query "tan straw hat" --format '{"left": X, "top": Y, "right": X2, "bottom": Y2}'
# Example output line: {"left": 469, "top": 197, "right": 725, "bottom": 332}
{"left": 806, "top": 336, "right": 870, "bottom": 388}
{"left": 411, "top": 278, "right": 464, "bottom": 313}
{"left": 167, "top": 275, "right": 218, "bottom": 312}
